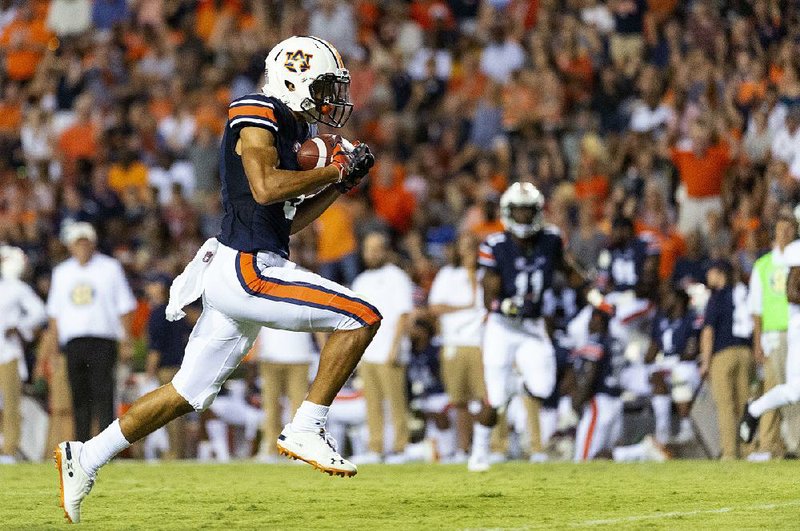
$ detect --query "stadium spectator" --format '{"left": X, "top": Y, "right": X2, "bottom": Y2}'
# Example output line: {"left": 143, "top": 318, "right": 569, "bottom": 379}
{"left": 353, "top": 231, "right": 414, "bottom": 463}
{"left": 46, "top": 222, "right": 136, "bottom": 442}
{"left": 255, "top": 328, "right": 316, "bottom": 463}
{"left": 0, "top": 246, "right": 46, "bottom": 462}
{"left": 700, "top": 260, "right": 753, "bottom": 460}
{"left": 427, "top": 232, "right": 485, "bottom": 460}
{"left": 746, "top": 209, "right": 797, "bottom": 461}
{"left": 144, "top": 273, "right": 191, "bottom": 460}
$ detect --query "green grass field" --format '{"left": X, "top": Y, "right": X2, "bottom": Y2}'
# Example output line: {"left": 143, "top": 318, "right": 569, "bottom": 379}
{"left": 2, "top": 461, "right": 799, "bottom": 530}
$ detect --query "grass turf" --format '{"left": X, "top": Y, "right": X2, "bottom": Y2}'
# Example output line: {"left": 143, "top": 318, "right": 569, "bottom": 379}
{"left": 2, "top": 460, "right": 799, "bottom": 530}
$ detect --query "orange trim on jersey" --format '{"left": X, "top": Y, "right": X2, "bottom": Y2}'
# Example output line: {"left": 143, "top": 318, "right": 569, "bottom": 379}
{"left": 582, "top": 398, "right": 598, "bottom": 461}
{"left": 228, "top": 105, "right": 277, "bottom": 122}
{"left": 236, "top": 253, "right": 381, "bottom": 326}
{"left": 478, "top": 250, "right": 494, "bottom": 261}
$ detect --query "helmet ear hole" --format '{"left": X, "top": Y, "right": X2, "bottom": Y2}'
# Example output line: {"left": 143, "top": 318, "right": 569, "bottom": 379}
{"left": 285, "top": 80, "right": 295, "bottom": 92}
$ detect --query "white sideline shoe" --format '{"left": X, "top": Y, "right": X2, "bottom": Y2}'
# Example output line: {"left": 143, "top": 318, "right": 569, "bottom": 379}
{"left": 54, "top": 442, "right": 95, "bottom": 523}
{"left": 350, "top": 452, "right": 382, "bottom": 465}
{"left": 276, "top": 424, "right": 357, "bottom": 477}
{"left": 529, "top": 452, "right": 549, "bottom": 463}
{"left": 467, "top": 452, "right": 490, "bottom": 472}
{"left": 642, "top": 435, "right": 670, "bottom": 462}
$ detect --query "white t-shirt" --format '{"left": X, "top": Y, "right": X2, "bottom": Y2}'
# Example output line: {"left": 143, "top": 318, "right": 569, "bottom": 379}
{"left": 783, "top": 239, "right": 800, "bottom": 322}
{"left": 770, "top": 126, "right": 800, "bottom": 163}
{"left": 428, "top": 265, "right": 485, "bottom": 348}
{"left": 257, "top": 327, "right": 316, "bottom": 364}
{"left": 0, "top": 278, "right": 47, "bottom": 365}
{"left": 352, "top": 264, "right": 414, "bottom": 364}
{"left": 47, "top": 254, "right": 137, "bottom": 345}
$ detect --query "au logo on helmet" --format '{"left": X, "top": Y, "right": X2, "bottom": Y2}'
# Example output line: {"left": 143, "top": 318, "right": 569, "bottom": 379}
{"left": 284, "top": 50, "right": 313, "bottom": 73}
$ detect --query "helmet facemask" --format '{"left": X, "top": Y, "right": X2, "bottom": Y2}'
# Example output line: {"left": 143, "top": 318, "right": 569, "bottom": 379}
{"left": 300, "top": 72, "right": 353, "bottom": 128}
{"left": 503, "top": 203, "right": 543, "bottom": 238}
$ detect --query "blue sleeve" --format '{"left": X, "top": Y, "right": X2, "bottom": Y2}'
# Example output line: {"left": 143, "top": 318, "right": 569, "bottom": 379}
{"left": 147, "top": 310, "right": 167, "bottom": 353}
{"left": 703, "top": 293, "right": 719, "bottom": 329}
{"left": 650, "top": 316, "right": 662, "bottom": 349}
{"left": 227, "top": 94, "right": 279, "bottom": 135}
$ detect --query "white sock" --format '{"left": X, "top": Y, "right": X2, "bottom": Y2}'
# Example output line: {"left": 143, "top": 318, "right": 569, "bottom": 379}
{"left": 751, "top": 384, "right": 793, "bottom": 417}
{"left": 679, "top": 418, "right": 693, "bottom": 433}
{"left": 652, "top": 395, "right": 672, "bottom": 444}
{"left": 471, "top": 423, "right": 492, "bottom": 457}
{"left": 427, "top": 420, "right": 456, "bottom": 459}
{"left": 291, "top": 401, "right": 330, "bottom": 433}
{"left": 539, "top": 408, "right": 558, "bottom": 446}
{"left": 79, "top": 419, "right": 130, "bottom": 477}
{"left": 558, "top": 396, "right": 573, "bottom": 420}
{"left": 206, "top": 419, "right": 230, "bottom": 462}
{"left": 612, "top": 441, "right": 647, "bottom": 462}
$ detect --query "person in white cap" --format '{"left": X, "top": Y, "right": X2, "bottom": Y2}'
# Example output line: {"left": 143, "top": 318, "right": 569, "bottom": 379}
{"left": 46, "top": 222, "right": 137, "bottom": 444}
{"left": 0, "top": 245, "right": 47, "bottom": 463}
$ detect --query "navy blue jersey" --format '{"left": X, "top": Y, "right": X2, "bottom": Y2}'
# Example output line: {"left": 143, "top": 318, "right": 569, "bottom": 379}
{"left": 650, "top": 311, "right": 699, "bottom": 358}
{"left": 704, "top": 284, "right": 752, "bottom": 354}
{"left": 478, "top": 229, "right": 564, "bottom": 319}
{"left": 407, "top": 343, "right": 445, "bottom": 399}
{"left": 597, "top": 236, "right": 658, "bottom": 292}
{"left": 217, "top": 93, "right": 314, "bottom": 257}
{"left": 572, "top": 333, "right": 624, "bottom": 397}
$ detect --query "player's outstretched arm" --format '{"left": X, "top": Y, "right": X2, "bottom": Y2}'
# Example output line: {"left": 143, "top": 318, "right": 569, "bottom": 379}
{"left": 238, "top": 127, "right": 341, "bottom": 205}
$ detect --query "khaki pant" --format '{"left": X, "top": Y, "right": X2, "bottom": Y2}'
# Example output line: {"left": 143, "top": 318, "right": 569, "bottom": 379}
{"left": 710, "top": 346, "right": 752, "bottom": 459}
{"left": 158, "top": 366, "right": 184, "bottom": 458}
{"left": 610, "top": 34, "right": 644, "bottom": 67}
{"left": 0, "top": 360, "right": 21, "bottom": 455}
{"left": 46, "top": 353, "right": 74, "bottom": 454}
{"left": 440, "top": 346, "right": 485, "bottom": 404}
{"left": 360, "top": 362, "right": 409, "bottom": 454}
{"left": 260, "top": 361, "right": 309, "bottom": 455}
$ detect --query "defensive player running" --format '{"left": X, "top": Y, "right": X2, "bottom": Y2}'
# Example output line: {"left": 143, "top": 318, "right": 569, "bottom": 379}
{"left": 55, "top": 36, "right": 379, "bottom": 523}
{"left": 468, "top": 182, "right": 594, "bottom": 472}
{"left": 741, "top": 207, "right": 800, "bottom": 445}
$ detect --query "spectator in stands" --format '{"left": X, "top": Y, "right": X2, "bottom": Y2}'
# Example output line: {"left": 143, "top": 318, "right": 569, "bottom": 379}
{"left": 353, "top": 231, "right": 414, "bottom": 463}
{"left": 46, "top": 222, "right": 136, "bottom": 442}
{"left": 700, "top": 260, "right": 753, "bottom": 460}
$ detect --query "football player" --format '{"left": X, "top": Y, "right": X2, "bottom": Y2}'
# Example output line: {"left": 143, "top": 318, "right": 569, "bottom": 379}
{"left": 572, "top": 308, "right": 624, "bottom": 461}
{"left": 55, "top": 36, "right": 378, "bottom": 523}
{"left": 468, "top": 182, "right": 594, "bottom": 472}
{"left": 741, "top": 205, "right": 800, "bottom": 445}
{"left": 645, "top": 288, "right": 702, "bottom": 444}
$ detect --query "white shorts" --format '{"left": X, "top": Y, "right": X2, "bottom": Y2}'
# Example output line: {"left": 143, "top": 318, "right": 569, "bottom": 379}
{"left": 482, "top": 314, "right": 556, "bottom": 408}
{"left": 172, "top": 243, "right": 381, "bottom": 411}
{"left": 574, "top": 393, "right": 623, "bottom": 461}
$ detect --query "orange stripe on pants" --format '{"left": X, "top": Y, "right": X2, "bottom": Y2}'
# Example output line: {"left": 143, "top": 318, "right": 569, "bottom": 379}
{"left": 582, "top": 398, "right": 598, "bottom": 461}
{"left": 237, "top": 253, "right": 380, "bottom": 325}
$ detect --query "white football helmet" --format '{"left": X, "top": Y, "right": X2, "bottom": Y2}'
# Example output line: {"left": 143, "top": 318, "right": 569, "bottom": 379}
{"left": 262, "top": 35, "right": 352, "bottom": 128}
{"left": 0, "top": 245, "right": 25, "bottom": 280}
{"left": 500, "top": 182, "right": 545, "bottom": 238}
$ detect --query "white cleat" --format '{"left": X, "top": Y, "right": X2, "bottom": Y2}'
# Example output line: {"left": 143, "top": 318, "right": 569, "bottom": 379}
{"left": 276, "top": 424, "right": 357, "bottom": 478}
{"left": 467, "top": 452, "right": 490, "bottom": 472}
{"left": 54, "top": 442, "right": 94, "bottom": 524}
{"left": 642, "top": 435, "right": 670, "bottom": 462}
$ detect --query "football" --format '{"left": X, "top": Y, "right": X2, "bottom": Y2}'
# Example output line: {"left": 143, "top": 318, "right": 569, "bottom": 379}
{"left": 296, "top": 134, "right": 343, "bottom": 170}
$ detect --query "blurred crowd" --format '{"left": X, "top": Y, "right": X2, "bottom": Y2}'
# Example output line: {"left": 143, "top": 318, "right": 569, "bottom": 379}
{"left": 2, "top": 0, "right": 800, "bottom": 464}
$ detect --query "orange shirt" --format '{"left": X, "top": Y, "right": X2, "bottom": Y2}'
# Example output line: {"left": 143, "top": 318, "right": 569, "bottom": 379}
{"left": 670, "top": 142, "right": 731, "bottom": 198}
{"left": 575, "top": 174, "right": 609, "bottom": 218}
{"left": 0, "top": 17, "right": 52, "bottom": 81}
{"left": 636, "top": 222, "right": 686, "bottom": 280}
{"left": 0, "top": 102, "right": 22, "bottom": 135}
{"left": 316, "top": 202, "right": 357, "bottom": 263}
{"left": 58, "top": 123, "right": 97, "bottom": 162}
{"left": 370, "top": 163, "right": 416, "bottom": 234}
{"left": 108, "top": 161, "right": 149, "bottom": 194}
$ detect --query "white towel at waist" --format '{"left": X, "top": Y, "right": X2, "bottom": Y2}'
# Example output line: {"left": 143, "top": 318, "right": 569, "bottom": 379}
{"left": 166, "top": 238, "right": 219, "bottom": 321}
